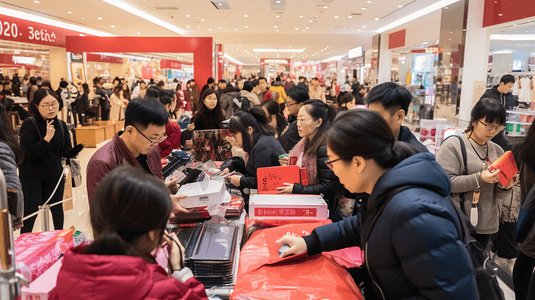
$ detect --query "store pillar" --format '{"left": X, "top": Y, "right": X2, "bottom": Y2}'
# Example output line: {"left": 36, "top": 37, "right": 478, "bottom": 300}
{"left": 458, "top": 0, "right": 490, "bottom": 124}
{"left": 378, "top": 33, "right": 392, "bottom": 83}
{"left": 49, "top": 46, "right": 68, "bottom": 90}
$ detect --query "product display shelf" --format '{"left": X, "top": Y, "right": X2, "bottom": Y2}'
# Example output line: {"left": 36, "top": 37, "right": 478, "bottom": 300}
{"left": 506, "top": 109, "right": 535, "bottom": 116}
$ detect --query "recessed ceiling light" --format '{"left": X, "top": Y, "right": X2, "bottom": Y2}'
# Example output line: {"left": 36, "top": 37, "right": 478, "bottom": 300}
{"left": 274, "top": 25, "right": 278, "bottom": 28}
{"left": 276, "top": 29, "right": 279, "bottom": 32}
{"left": 299, "top": 15, "right": 303, "bottom": 18}
{"left": 398, "top": 5, "right": 403, "bottom": 8}
{"left": 186, "top": 15, "right": 190, "bottom": 17}
{"left": 187, "top": 25, "right": 190, "bottom": 28}
{"left": 201, "top": 19, "right": 205, "bottom": 21}
{"left": 68, "top": 11, "right": 72, "bottom": 14}
{"left": 82, "top": 17, "right": 84, "bottom": 19}
{"left": 98, "top": 17, "right": 103, "bottom": 20}
{"left": 276, "top": 0, "right": 280, "bottom": 3}
{"left": 235, "top": 28, "right": 238, "bottom": 30}
{"left": 309, "top": 20, "right": 313, "bottom": 23}
{"left": 197, "top": 26, "right": 200, "bottom": 28}
{"left": 324, "top": 6, "right": 328, "bottom": 9}
{"left": 137, "top": 32, "right": 140, "bottom": 34}
{"left": 335, "top": 16, "right": 338, "bottom": 18}
{"left": 348, "top": 16, "right": 352, "bottom": 18}
{"left": 244, "top": 14, "right": 248, "bottom": 17}
{"left": 111, "top": 25, "right": 115, "bottom": 28}
{"left": 363, "top": 26, "right": 366, "bottom": 28}
{"left": 295, "top": 27, "right": 298, "bottom": 30}
{"left": 367, "top": 0, "right": 372, "bottom": 3}
{"left": 276, "top": 15, "right": 280, "bottom": 18}
{"left": 245, "top": 26, "right": 248, "bottom": 28}
{"left": 218, "top": 3, "right": 222, "bottom": 5}
{"left": 498, "top": 13, "right": 503, "bottom": 16}
{"left": 34, "top": 0, "right": 39, "bottom": 3}
{"left": 218, "top": 27, "right": 221, "bottom": 29}
{"left": 209, "top": 28, "right": 212, "bottom": 30}
{"left": 362, "top": 7, "right": 367, "bottom": 10}
{"left": 375, "top": 17, "right": 379, "bottom": 20}
{"left": 303, "top": 29, "right": 305, "bottom": 31}
{"left": 306, "top": 27, "right": 309, "bottom": 29}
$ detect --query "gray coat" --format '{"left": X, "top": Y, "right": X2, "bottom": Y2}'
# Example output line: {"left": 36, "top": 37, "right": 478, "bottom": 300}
{"left": 0, "top": 142, "right": 23, "bottom": 221}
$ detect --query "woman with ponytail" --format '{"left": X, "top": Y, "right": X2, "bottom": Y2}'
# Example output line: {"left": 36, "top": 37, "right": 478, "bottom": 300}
{"left": 223, "top": 106, "right": 285, "bottom": 205}
{"left": 277, "top": 100, "right": 341, "bottom": 213}
{"left": 277, "top": 109, "right": 477, "bottom": 299}
{"left": 50, "top": 167, "right": 208, "bottom": 300}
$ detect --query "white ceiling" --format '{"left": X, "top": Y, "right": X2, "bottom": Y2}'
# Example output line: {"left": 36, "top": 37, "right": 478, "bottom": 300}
{"left": 1, "top": 0, "right": 452, "bottom": 63}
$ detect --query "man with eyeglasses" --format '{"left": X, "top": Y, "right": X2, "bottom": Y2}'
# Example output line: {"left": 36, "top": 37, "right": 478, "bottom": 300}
{"left": 87, "top": 98, "right": 189, "bottom": 213}
{"left": 278, "top": 86, "right": 310, "bottom": 152}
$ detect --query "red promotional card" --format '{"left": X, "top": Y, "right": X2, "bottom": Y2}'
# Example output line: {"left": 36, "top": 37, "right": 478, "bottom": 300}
{"left": 489, "top": 151, "right": 518, "bottom": 187}
{"left": 257, "top": 165, "right": 301, "bottom": 194}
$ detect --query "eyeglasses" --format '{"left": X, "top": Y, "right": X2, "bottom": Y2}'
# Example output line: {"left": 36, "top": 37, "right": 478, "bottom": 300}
{"left": 325, "top": 157, "right": 343, "bottom": 171}
{"left": 39, "top": 102, "right": 59, "bottom": 109}
{"left": 285, "top": 101, "right": 298, "bottom": 107}
{"left": 134, "top": 126, "right": 167, "bottom": 145}
{"left": 478, "top": 120, "right": 504, "bottom": 132}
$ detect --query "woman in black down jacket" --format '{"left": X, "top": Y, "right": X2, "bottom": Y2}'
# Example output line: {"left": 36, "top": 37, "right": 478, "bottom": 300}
{"left": 19, "top": 89, "right": 82, "bottom": 233}
{"left": 277, "top": 100, "right": 340, "bottom": 213}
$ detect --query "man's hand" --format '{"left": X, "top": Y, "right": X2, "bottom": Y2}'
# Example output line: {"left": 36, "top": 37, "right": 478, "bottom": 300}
{"left": 170, "top": 194, "right": 190, "bottom": 215}
{"left": 166, "top": 178, "right": 179, "bottom": 194}
{"left": 229, "top": 175, "right": 242, "bottom": 187}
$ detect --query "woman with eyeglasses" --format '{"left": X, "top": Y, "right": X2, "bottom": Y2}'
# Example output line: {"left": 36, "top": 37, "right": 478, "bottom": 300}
{"left": 437, "top": 98, "right": 517, "bottom": 250}
{"left": 19, "top": 89, "right": 82, "bottom": 233}
{"left": 278, "top": 86, "right": 310, "bottom": 153}
{"left": 277, "top": 109, "right": 477, "bottom": 299}
{"left": 277, "top": 100, "right": 341, "bottom": 215}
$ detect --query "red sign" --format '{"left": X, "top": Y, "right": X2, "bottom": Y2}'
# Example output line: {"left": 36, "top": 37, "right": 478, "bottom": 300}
{"left": 0, "top": 13, "right": 86, "bottom": 47}
{"left": 389, "top": 29, "right": 406, "bottom": 49}
{"left": 483, "top": 0, "right": 535, "bottom": 27}
{"left": 160, "top": 59, "right": 182, "bottom": 69}
{"left": 254, "top": 207, "right": 318, "bottom": 217}
{"left": 86, "top": 53, "right": 123, "bottom": 64}
{"left": 0, "top": 53, "right": 38, "bottom": 69}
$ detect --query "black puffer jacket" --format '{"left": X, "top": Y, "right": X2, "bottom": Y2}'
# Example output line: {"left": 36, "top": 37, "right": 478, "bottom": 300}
{"left": 291, "top": 145, "right": 340, "bottom": 211}
{"left": 278, "top": 118, "right": 300, "bottom": 153}
{"left": 240, "top": 134, "right": 285, "bottom": 188}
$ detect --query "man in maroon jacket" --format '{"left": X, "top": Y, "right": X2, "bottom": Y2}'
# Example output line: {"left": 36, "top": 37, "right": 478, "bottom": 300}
{"left": 87, "top": 97, "right": 188, "bottom": 213}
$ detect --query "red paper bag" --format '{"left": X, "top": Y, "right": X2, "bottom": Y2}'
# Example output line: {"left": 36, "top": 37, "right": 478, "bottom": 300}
{"left": 233, "top": 223, "right": 364, "bottom": 300}
{"left": 257, "top": 166, "right": 301, "bottom": 194}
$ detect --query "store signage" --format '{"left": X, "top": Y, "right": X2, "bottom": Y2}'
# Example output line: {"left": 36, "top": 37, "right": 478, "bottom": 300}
{"left": 12, "top": 56, "right": 35, "bottom": 64}
{"left": 160, "top": 59, "right": 182, "bottom": 69}
{"left": 0, "top": 13, "right": 86, "bottom": 47}
{"left": 348, "top": 47, "right": 363, "bottom": 59}
{"left": 261, "top": 59, "right": 290, "bottom": 65}
{"left": 388, "top": 29, "right": 406, "bottom": 49}
{"left": 86, "top": 53, "right": 123, "bottom": 64}
{"left": 70, "top": 52, "right": 84, "bottom": 63}
{"left": 483, "top": 0, "right": 535, "bottom": 27}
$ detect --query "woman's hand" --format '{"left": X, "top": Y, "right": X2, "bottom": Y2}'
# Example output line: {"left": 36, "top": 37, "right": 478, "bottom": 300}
{"left": 169, "top": 194, "right": 191, "bottom": 215}
{"left": 220, "top": 168, "right": 230, "bottom": 176}
{"left": 276, "top": 183, "right": 294, "bottom": 194}
{"left": 229, "top": 175, "right": 242, "bottom": 187}
{"left": 165, "top": 178, "right": 179, "bottom": 194}
{"left": 501, "top": 173, "right": 520, "bottom": 189}
{"left": 279, "top": 156, "right": 289, "bottom": 166}
{"left": 481, "top": 168, "right": 500, "bottom": 184}
{"left": 186, "top": 123, "right": 195, "bottom": 131}
{"left": 162, "top": 231, "right": 185, "bottom": 272}
{"left": 275, "top": 235, "right": 308, "bottom": 258}
{"left": 44, "top": 120, "right": 55, "bottom": 142}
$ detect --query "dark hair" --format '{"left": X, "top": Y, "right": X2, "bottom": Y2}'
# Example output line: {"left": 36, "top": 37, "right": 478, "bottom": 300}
{"left": 358, "top": 86, "right": 366, "bottom": 92}
{"left": 122, "top": 84, "right": 131, "bottom": 101}
{"left": 500, "top": 75, "right": 515, "bottom": 85}
{"left": 82, "top": 83, "right": 90, "bottom": 94}
{"left": 92, "top": 77, "right": 100, "bottom": 86}
{"left": 30, "top": 77, "right": 37, "bottom": 86}
{"left": 311, "top": 77, "right": 319, "bottom": 82}
{"left": 192, "top": 88, "right": 224, "bottom": 127}
{"left": 218, "top": 79, "right": 226, "bottom": 84}
{"left": 301, "top": 100, "right": 338, "bottom": 157}
{"left": 261, "top": 100, "right": 286, "bottom": 136}
{"left": 124, "top": 97, "right": 169, "bottom": 130}
{"left": 159, "top": 95, "right": 173, "bottom": 107}
{"left": 30, "top": 89, "right": 59, "bottom": 117}
{"left": 157, "top": 81, "right": 165, "bottom": 88}
{"left": 229, "top": 106, "right": 276, "bottom": 153}
{"left": 465, "top": 98, "right": 506, "bottom": 134}
{"left": 338, "top": 93, "right": 355, "bottom": 111}
{"left": 519, "top": 118, "right": 535, "bottom": 169}
{"left": 224, "top": 85, "right": 237, "bottom": 93}
{"left": 59, "top": 81, "right": 68, "bottom": 88}
{"left": 299, "top": 76, "right": 306, "bottom": 81}
{"left": 207, "top": 77, "right": 214, "bottom": 85}
{"left": 327, "top": 109, "right": 418, "bottom": 169}
{"left": 85, "top": 166, "right": 172, "bottom": 256}
{"left": 287, "top": 86, "right": 310, "bottom": 104}
{"left": 251, "top": 80, "right": 259, "bottom": 87}
{"left": 243, "top": 81, "right": 254, "bottom": 93}
{"left": 176, "top": 83, "right": 182, "bottom": 92}
{"left": 112, "top": 77, "right": 121, "bottom": 85}
{"left": 113, "top": 84, "right": 123, "bottom": 97}
{"left": 40, "top": 80, "right": 52, "bottom": 90}
{"left": 0, "top": 104, "right": 23, "bottom": 165}
{"left": 140, "top": 80, "right": 147, "bottom": 87}
{"left": 145, "top": 86, "right": 163, "bottom": 99}
{"left": 365, "top": 82, "right": 412, "bottom": 115}
{"left": 258, "top": 77, "right": 267, "bottom": 83}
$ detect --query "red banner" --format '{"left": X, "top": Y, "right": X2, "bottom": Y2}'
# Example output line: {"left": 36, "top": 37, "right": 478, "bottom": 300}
{"left": 86, "top": 53, "right": 123, "bottom": 64}
{"left": 0, "top": 13, "right": 86, "bottom": 47}
{"left": 0, "top": 53, "right": 39, "bottom": 69}
{"left": 160, "top": 59, "right": 182, "bottom": 69}
{"left": 483, "top": 0, "right": 535, "bottom": 27}
{"left": 389, "top": 29, "right": 406, "bottom": 49}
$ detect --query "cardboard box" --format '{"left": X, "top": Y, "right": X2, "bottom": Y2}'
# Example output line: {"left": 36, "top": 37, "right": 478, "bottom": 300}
{"left": 176, "top": 180, "right": 231, "bottom": 208}
{"left": 20, "top": 258, "right": 63, "bottom": 300}
{"left": 249, "top": 194, "right": 329, "bottom": 219}
{"left": 15, "top": 230, "right": 73, "bottom": 282}
{"left": 74, "top": 126, "right": 106, "bottom": 148}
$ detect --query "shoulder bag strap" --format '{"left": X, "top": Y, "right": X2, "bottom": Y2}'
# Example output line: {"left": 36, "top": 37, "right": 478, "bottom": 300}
{"left": 29, "top": 117, "right": 42, "bottom": 139}
{"left": 447, "top": 135, "right": 468, "bottom": 215}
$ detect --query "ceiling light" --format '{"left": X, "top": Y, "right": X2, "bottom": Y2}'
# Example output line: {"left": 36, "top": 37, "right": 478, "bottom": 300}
{"left": 375, "top": 17, "right": 379, "bottom": 20}
{"left": 254, "top": 48, "right": 304, "bottom": 53}
{"left": 137, "top": 32, "right": 140, "bottom": 34}
{"left": 34, "top": 0, "right": 39, "bottom": 3}
{"left": 276, "top": 0, "right": 280, "bottom": 3}
{"left": 276, "top": 15, "right": 280, "bottom": 18}
{"left": 111, "top": 25, "right": 115, "bottom": 28}
{"left": 187, "top": 25, "right": 190, "bottom": 28}
{"left": 309, "top": 20, "right": 313, "bottom": 23}
{"left": 68, "top": 11, "right": 72, "bottom": 14}
{"left": 103, "top": 0, "right": 186, "bottom": 34}
{"left": 244, "top": 14, "right": 248, "bottom": 17}
{"left": 224, "top": 54, "right": 243, "bottom": 65}
{"left": 303, "top": 29, "right": 305, "bottom": 31}
{"left": 299, "top": 15, "right": 303, "bottom": 18}
{"left": 348, "top": 16, "right": 352, "bottom": 18}
{"left": 362, "top": 7, "right": 366, "bottom": 10}
{"left": 498, "top": 13, "right": 503, "bottom": 16}
{"left": 367, "top": 0, "right": 372, "bottom": 3}
{"left": 324, "top": 6, "right": 328, "bottom": 9}
{"left": 377, "top": 0, "right": 460, "bottom": 33}
{"left": 235, "top": 28, "right": 238, "bottom": 30}
{"left": 209, "top": 28, "right": 212, "bottom": 30}
{"left": 306, "top": 27, "right": 309, "bottom": 29}
{"left": 274, "top": 25, "right": 278, "bottom": 28}
{"left": 0, "top": 5, "right": 113, "bottom": 36}
{"left": 218, "top": 3, "right": 222, "bottom": 5}
{"left": 398, "top": 5, "right": 403, "bottom": 7}
{"left": 186, "top": 14, "right": 190, "bottom": 17}
{"left": 490, "top": 34, "right": 535, "bottom": 41}
{"left": 295, "top": 27, "right": 298, "bottom": 30}
{"left": 201, "top": 19, "right": 205, "bottom": 21}
{"left": 276, "top": 29, "right": 279, "bottom": 32}
{"left": 98, "top": 17, "right": 103, "bottom": 20}
{"left": 335, "top": 16, "right": 338, "bottom": 18}
{"left": 363, "top": 26, "right": 366, "bottom": 28}
{"left": 197, "top": 26, "right": 200, "bottom": 28}
{"left": 218, "top": 27, "right": 221, "bottom": 29}
{"left": 245, "top": 26, "right": 248, "bottom": 28}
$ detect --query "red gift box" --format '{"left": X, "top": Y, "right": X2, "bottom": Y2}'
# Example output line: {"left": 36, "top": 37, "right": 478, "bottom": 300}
{"left": 15, "top": 230, "right": 74, "bottom": 282}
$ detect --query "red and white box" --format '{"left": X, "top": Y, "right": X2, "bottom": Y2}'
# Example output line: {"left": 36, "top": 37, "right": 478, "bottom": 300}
{"left": 15, "top": 230, "right": 74, "bottom": 282}
{"left": 20, "top": 258, "right": 63, "bottom": 300}
{"left": 249, "top": 194, "right": 328, "bottom": 220}
{"left": 176, "top": 180, "right": 231, "bottom": 208}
